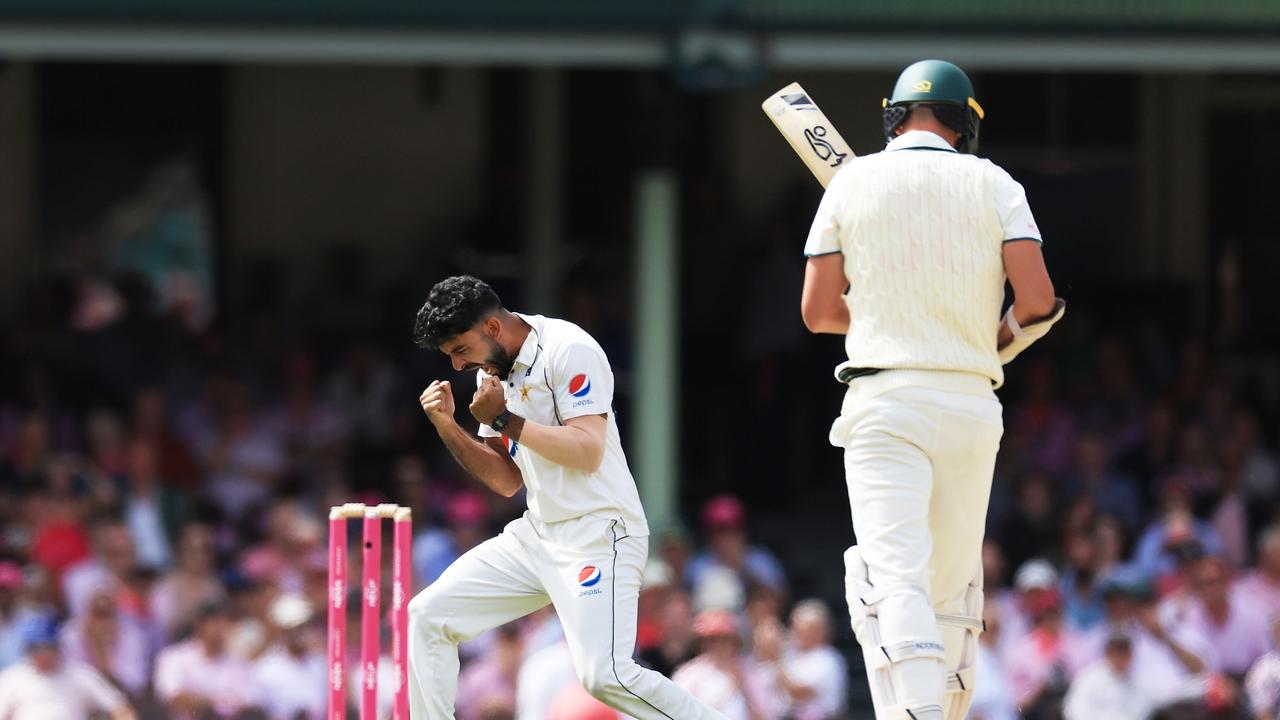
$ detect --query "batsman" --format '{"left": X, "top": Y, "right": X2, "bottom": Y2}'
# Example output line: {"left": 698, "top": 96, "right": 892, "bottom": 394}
{"left": 798, "top": 60, "right": 1064, "bottom": 719}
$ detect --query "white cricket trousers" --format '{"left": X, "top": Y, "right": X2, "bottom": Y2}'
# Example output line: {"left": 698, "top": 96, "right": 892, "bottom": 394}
{"left": 832, "top": 370, "right": 1004, "bottom": 717}
{"left": 407, "top": 512, "right": 727, "bottom": 720}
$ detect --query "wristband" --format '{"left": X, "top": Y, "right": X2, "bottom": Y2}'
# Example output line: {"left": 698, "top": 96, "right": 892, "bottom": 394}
{"left": 490, "top": 409, "right": 512, "bottom": 433}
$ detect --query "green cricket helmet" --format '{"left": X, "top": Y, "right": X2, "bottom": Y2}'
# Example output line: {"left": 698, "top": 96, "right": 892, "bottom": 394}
{"left": 882, "top": 59, "right": 985, "bottom": 153}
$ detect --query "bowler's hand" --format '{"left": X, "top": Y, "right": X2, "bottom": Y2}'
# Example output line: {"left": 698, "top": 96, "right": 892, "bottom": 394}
{"left": 419, "top": 381, "right": 456, "bottom": 429}
{"left": 470, "top": 376, "right": 507, "bottom": 426}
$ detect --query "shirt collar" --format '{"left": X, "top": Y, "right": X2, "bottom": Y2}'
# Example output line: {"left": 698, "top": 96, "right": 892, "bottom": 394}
{"left": 885, "top": 130, "right": 957, "bottom": 153}
{"left": 510, "top": 312, "right": 541, "bottom": 371}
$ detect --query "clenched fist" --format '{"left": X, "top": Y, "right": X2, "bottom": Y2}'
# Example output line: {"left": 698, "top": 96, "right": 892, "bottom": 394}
{"left": 470, "top": 376, "right": 507, "bottom": 426}
{"left": 419, "top": 381, "right": 456, "bottom": 428}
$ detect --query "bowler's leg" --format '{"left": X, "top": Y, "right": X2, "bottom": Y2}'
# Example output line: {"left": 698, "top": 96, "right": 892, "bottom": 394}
{"left": 408, "top": 523, "right": 549, "bottom": 719}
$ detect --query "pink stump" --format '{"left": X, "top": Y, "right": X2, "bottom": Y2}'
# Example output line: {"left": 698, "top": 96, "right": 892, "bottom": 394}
{"left": 392, "top": 510, "right": 412, "bottom": 720}
{"left": 361, "top": 511, "right": 382, "bottom": 720}
{"left": 327, "top": 511, "right": 348, "bottom": 720}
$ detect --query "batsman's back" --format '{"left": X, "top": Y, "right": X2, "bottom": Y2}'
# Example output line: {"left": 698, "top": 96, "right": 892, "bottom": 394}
{"left": 824, "top": 149, "right": 1008, "bottom": 385}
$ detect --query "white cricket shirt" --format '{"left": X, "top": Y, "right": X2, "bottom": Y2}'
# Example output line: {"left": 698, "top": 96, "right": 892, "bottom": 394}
{"left": 478, "top": 313, "right": 649, "bottom": 536}
{"left": 803, "top": 130, "right": 1043, "bottom": 387}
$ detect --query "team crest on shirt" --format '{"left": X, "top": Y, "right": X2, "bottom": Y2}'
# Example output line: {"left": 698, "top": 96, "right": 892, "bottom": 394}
{"left": 569, "top": 374, "right": 592, "bottom": 397}
{"left": 578, "top": 565, "right": 603, "bottom": 597}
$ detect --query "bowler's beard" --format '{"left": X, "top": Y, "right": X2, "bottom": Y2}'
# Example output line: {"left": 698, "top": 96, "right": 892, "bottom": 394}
{"left": 484, "top": 336, "right": 516, "bottom": 379}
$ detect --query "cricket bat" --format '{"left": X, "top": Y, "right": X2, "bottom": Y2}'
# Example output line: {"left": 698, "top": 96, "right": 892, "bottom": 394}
{"left": 760, "top": 82, "right": 854, "bottom": 188}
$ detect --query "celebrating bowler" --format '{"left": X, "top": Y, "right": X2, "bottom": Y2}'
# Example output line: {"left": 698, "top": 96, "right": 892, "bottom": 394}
{"left": 408, "top": 276, "right": 726, "bottom": 720}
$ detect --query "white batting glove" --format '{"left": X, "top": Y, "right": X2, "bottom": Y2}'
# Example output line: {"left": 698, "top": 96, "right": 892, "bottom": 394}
{"left": 998, "top": 298, "right": 1066, "bottom": 365}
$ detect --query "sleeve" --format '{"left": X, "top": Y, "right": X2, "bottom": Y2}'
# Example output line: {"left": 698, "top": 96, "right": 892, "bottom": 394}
{"left": 153, "top": 647, "right": 181, "bottom": 701}
{"left": 0, "top": 669, "right": 16, "bottom": 719}
{"left": 802, "top": 171, "right": 849, "bottom": 257}
{"left": 475, "top": 370, "right": 501, "bottom": 438}
{"left": 73, "top": 664, "right": 129, "bottom": 713}
{"left": 549, "top": 340, "right": 614, "bottom": 423}
{"left": 1245, "top": 658, "right": 1280, "bottom": 718}
{"left": 993, "top": 167, "right": 1043, "bottom": 244}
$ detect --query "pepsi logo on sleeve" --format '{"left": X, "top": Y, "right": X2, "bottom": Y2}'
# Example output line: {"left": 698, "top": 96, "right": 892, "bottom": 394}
{"left": 568, "top": 373, "right": 596, "bottom": 409}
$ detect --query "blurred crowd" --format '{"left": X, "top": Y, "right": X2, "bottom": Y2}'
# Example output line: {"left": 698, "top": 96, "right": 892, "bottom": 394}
{"left": 970, "top": 339, "right": 1280, "bottom": 719}
{"left": 1, "top": 235, "right": 1279, "bottom": 720}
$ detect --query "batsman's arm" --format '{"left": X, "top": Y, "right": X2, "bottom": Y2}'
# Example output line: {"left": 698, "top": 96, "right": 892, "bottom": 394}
{"left": 998, "top": 241, "right": 1064, "bottom": 361}
{"left": 801, "top": 255, "right": 850, "bottom": 335}
{"left": 800, "top": 171, "right": 851, "bottom": 335}
{"left": 420, "top": 381, "right": 524, "bottom": 497}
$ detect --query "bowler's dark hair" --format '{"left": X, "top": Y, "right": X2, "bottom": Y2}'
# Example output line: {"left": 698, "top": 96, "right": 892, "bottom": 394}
{"left": 413, "top": 275, "right": 502, "bottom": 350}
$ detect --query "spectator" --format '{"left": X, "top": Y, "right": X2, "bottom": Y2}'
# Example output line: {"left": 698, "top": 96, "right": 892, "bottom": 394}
{"left": 263, "top": 352, "right": 349, "bottom": 467}
{"left": 1002, "top": 558, "right": 1060, "bottom": 654}
{"left": 128, "top": 386, "right": 199, "bottom": 490}
{"left": 1007, "top": 586, "right": 1070, "bottom": 717}
{"left": 154, "top": 601, "right": 260, "bottom": 718}
{"left": 415, "top": 491, "right": 490, "bottom": 586}
{"left": 26, "top": 486, "right": 92, "bottom": 591}
{"left": 672, "top": 609, "right": 777, "bottom": 720}
{"left": 194, "top": 383, "right": 286, "bottom": 518}
{"left": 1244, "top": 615, "right": 1280, "bottom": 720}
{"left": 1060, "top": 530, "right": 1106, "bottom": 631}
{"left": 636, "top": 560, "right": 674, "bottom": 658}
{"left": 1063, "top": 633, "right": 1157, "bottom": 720}
{"left": 1066, "top": 569, "right": 1214, "bottom": 707}
{"left": 239, "top": 499, "right": 324, "bottom": 594}
{"left": 997, "top": 472, "right": 1061, "bottom": 573}
{"left": 0, "top": 561, "right": 52, "bottom": 669}
{"left": 326, "top": 343, "right": 403, "bottom": 448}
{"left": 150, "top": 521, "right": 225, "bottom": 641}
{"left": 1180, "top": 556, "right": 1271, "bottom": 675}
{"left": 687, "top": 496, "right": 786, "bottom": 604}
{"left": 1065, "top": 429, "right": 1144, "bottom": 531}
{"left": 1236, "top": 524, "right": 1280, "bottom": 618}
{"left": 59, "top": 580, "right": 152, "bottom": 696}
{"left": 981, "top": 540, "right": 1021, "bottom": 659}
{"left": 0, "top": 617, "right": 137, "bottom": 720}
{"left": 62, "top": 517, "right": 138, "bottom": 619}
{"left": 1132, "top": 481, "right": 1224, "bottom": 583}
{"left": 1231, "top": 409, "right": 1278, "bottom": 520}
{"left": 457, "top": 623, "right": 523, "bottom": 720}
{"left": 1118, "top": 399, "right": 1178, "bottom": 491}
{"left": 970, "top": 602, "right": 1017, "bottom": 720}
{"left": 638, "top": 587, "right": 696, "bottom": 678}
{"left": 1091, "top": 514, "right": 1129, "bottom": 579}
{"left": 252, "top": 593, "right": 325, "bottom": 720}
{"left": 777, "top": 600, "right": 845, "bottom": 720}
{"left": 119, "top": 438, "right": 188, "bottom": 570}
{"left": 656, "top": 527, "right": 693, "bottom": 590}
{"left": 1007, "top": 358, "right": 1076, "bottom": 476}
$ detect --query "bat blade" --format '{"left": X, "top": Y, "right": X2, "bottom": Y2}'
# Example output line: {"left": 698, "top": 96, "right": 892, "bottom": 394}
{"left": 761, "top": 82, "right": 855, "bottom": 188}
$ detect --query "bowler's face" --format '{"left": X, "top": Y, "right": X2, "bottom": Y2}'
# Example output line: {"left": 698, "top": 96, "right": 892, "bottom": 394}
{"left": 435, "top": 325, "right": 504, "bottom": 376}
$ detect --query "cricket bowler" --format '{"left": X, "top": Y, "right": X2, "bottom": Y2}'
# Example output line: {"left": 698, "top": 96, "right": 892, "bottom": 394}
{"left": 799, "top": 60, "right": 1065, "bottom": 719}
{"left": 408, "top": 276, "right": 726, "bottom": 720}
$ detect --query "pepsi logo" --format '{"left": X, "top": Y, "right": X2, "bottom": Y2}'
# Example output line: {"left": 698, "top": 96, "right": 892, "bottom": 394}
{"left": 578, "top": 565, "right": 602, "bottom": 587}
{"left": 569, "top": 374, "right": 592, "bottom": 398}
{"left": 504, "top": 436, "right": 518, "bottom": 458}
